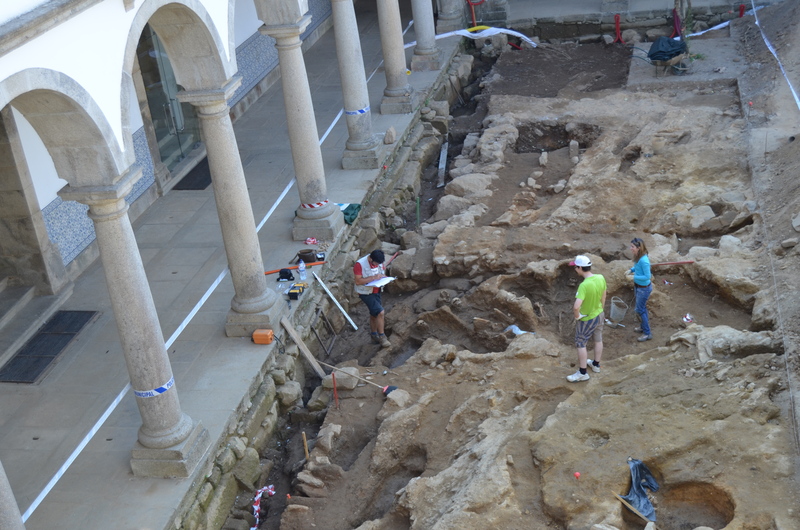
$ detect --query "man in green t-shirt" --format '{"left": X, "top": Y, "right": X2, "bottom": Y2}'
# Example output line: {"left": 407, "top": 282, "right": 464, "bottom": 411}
{"left": 567, "top": 255, "right": 607, "bottom": 382}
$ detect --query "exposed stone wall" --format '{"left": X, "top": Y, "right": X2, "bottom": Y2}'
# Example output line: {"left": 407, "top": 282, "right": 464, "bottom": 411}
{"left": 166, "top": 43, "right": 472, "bottom": 530}
{"left": 510, "top": 2, "right": 784, "bottom": 41}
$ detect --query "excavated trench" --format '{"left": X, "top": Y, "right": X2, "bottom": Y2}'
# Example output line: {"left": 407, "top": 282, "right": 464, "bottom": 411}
{"left": 241, "top": 20, "right": 798, "bottom": 529}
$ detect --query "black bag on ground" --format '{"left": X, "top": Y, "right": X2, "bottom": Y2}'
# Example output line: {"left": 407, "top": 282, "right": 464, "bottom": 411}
{"left": 278, "top": 269, "right": 294, "bottom": 281}
{"left": 647, "top": 36, "right": 687, "bottom": 62}
{"left": 620, "top": 458, "right": 660, "bottom": 521}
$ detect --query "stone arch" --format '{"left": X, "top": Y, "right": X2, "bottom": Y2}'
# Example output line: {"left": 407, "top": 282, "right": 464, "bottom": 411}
{"left": 0, "top": 68, "right": 130, "bottom": 187}
{"left": 123, "top": 0, "right": 235, "bottom": 97}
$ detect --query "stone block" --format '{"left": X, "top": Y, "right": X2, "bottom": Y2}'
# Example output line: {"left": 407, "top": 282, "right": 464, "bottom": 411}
{"left": 307, "top": 460, "right": 344, "bottom": 482}
{"left": 381, "top": 92, "right": 417, "bottom": 115}
{"left": 216, "top": 447, "right": 238, "bottom": 474}
{"left": 297, "top": 470, "right": 325, "bottom": 488}
{"left": 276, "top": 381, "right": 303, "bottom": 409}
{"left": 228, "top": 436, "right": 248, "bottom": 459}
{"left": 183, "top": 500, "right": 204, "bottom": 530}
{"left": 308, "top": 385, "right": 331, "bottom": 411}
{"left": 321, "top": 366, "right": 359, "bottom": 390}
{"left": 250, "top": 401, "right": 279, "bottom": 450}
{"left": 233, "top": 447, "right": 262, "bottom": 489}
{"left": 297, "top": 482, "right": 329, "bottom": 497}
{"left": 342, "top": 143, "right": 384, "bottom": 170}
{"left": 204, "top": 473, "right": 239, "bottom": 530}
{"left": 271, "top": 369, "right": 287, "bottom": 386}
{"left": 411, "top": 49, "right": 442, "bottom": 71}
{"left": 130, "top": 422, "right": 210, "bottom": 478}
{"left": 411, "top": 246, "right": 435, "bottom": 282}
{"left": 314, "top": 424, "right": 342, "bottom": 454}
{"left": 222, "top": 517, "right": 251, "bottom": 530}
{"left": 274, "top": 354, "right": 296, "bottom": 379}
{"left": 238, "top": 378, "right": 276, "bottom": 440}
{"left": 197, "top": 482, "right": 214, "bottom": 508}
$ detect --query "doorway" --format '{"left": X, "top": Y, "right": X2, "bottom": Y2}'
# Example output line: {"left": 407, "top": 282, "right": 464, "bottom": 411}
{"left": 137, "top": 24, "right": 202, "bottom": 173}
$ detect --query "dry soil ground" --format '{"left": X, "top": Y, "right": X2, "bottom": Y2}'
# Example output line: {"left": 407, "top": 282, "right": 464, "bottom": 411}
{"left": 256, "top": 3, "right": 800, "bottom": 529}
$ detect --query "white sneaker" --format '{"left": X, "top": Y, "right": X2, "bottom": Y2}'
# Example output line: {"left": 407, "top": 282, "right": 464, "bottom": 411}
{"left": 587, "top": 361, "right": 600, "bottom": 373}
{"left": 566, "top": 370, "right": 590, "bottom": 382}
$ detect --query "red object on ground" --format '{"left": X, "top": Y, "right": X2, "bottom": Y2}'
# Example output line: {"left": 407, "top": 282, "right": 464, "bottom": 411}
{"left": 332, "top": 372, "right": 339, "bottom": 409}
{"left": 739, "top": 4, "right": 746, "bottom": 17}
{"left": 574, "top": 472, "right": 581, "bottom": 479}
{"left": 613, "top": 14, "right": 623, "bottom": 43}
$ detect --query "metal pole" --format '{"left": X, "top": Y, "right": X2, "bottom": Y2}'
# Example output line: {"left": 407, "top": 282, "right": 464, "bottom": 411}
{"left": 312, "top": 271, "right": 358, "bottom": 331}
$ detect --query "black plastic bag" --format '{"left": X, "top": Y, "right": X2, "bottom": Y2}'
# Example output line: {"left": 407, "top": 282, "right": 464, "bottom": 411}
{"left": 647, "top": 36, "right": 687, "bottom": 62}
{"left": 620, "top": 458, "right": 659, "bottom": 521}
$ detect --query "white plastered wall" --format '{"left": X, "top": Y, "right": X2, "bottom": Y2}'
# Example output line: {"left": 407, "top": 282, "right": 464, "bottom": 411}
{"left": 0, "top": 0, "right": 49, "bottom": 26}
{"left": 11, "top": 107, "right": 65, "bottom": 210}
{"left": 0, "top": 0, "right": 232, "bottom": 205}
{"left": 234, "top": 0, "right": 262, "bottom": 47}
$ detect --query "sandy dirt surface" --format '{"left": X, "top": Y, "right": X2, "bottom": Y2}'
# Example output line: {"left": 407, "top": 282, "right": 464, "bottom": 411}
{"left": 257, "top": 4, "right": 800, "bottom": 529}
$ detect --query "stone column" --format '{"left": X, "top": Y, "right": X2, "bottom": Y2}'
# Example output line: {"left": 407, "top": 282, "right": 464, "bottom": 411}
{"left": 0, "top": 460, "right": 24, "bottom": 530}
{"left": 436, "top": 0, "right": 466, "bottom": 33}
{"left": 332, "top": 0, "right": 384, "bottom": 169}
{"left": 410, "top": 0, "right": 442, "bottom": 71}
{"left": 376, "top": 0, "right": 415, "bottom": 114}
{"left": 178, "top": 79, "right": 280, "bottom": 336}
{"left": 59, "top": 170, "right": 209, "bottom": 478}
{"left": 261, "top": 17, "right": 345, "bottom": 240}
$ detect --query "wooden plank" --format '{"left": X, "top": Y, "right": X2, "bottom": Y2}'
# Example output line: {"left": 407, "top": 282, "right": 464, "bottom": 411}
{"left": 612, "top": 492, "right": 657, "bottom": 528}
{"left": 280, "top": 317, "right": 326, "bottom": 379}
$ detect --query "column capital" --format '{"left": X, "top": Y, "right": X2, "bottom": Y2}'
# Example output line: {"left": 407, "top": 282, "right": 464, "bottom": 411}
{"left": 177, "top": 77, "right": 242, "bottom": 108}
{"left": 58, "top": 166, "right": 140, "bottom": 205}
{"left": 260, "top": 14, "right": 311, "bottom": 40}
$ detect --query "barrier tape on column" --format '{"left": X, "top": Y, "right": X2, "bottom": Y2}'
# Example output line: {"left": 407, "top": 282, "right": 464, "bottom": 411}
{"left": 300, "top": 199, "right": 329, "bottom": 209}
{"left": 344, "top": 105, "right": 370, "bottom": 115}
{"left": 132, "top": 376, "right": 175, "bottom": 398}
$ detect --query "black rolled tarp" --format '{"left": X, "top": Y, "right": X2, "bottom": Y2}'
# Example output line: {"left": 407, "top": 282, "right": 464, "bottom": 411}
{"left": 647, "top": 36, "right": 688, "bottom": 62}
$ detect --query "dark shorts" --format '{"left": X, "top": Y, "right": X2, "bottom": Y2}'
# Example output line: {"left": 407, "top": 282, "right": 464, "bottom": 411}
{"left": 359, "top": 293, "right": 384, "bottom": 317}
{"left": 574, "top": 312, "right": 604, "bottom": 348}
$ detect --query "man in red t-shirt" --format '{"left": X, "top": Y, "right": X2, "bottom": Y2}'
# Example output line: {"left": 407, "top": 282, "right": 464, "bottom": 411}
{"left": 353, "top": 249, "right": 391, "bottom": 347}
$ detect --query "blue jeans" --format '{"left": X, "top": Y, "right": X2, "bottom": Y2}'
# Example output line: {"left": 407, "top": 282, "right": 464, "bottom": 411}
{"left": 635, "top": 283, "right": 653, "bottom": 335}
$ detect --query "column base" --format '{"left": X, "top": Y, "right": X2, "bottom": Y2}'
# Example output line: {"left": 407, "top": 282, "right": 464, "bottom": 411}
{"left": 225, "top": 303, "right": 281, "bottom": 337}
{"left": 411, "top": 49, "right": 443, "bottom": 72}
{"left": 381, "top": 91, "right": 418, "bottom": 115}
{"left": 342, "top": 141, "right": 390, "bottom": 170}
{"left": 292, "top": 207, "right": 345, "bottom": 242}
{"left": 130, "top": 420, "right": 210, "bottom": 478}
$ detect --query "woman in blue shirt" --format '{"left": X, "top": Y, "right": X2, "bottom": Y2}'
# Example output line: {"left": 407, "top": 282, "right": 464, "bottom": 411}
{"left": 630, "top": 238, "right": 653, "bottom": 341}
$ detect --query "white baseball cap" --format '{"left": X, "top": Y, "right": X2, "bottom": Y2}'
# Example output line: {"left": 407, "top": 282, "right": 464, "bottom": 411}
{"left": 569, "top": 255, "right": 592, "bottom": 267}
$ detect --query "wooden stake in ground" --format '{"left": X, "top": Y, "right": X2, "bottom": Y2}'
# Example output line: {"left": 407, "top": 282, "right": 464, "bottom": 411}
{"left": 280, "top": 317, "right": 326, "bottom": 378}
{"left": 302, "top": 432, "right": 310, "bottom": 460}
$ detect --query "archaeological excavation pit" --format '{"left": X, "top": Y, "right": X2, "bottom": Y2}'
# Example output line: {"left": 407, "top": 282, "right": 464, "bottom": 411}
{"left": 235, "top": 7, "right": 800, "bottom": 529}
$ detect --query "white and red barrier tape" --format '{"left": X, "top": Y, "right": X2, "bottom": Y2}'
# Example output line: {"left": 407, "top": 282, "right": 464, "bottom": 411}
{"left": 300, "top": 199, "right": 329, "bottom": 209}
{"left": 250, "top": 484, "right": 275, "bottom": 529}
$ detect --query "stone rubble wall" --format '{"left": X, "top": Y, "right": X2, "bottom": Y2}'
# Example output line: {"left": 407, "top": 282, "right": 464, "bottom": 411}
{"left": 165, "top": 44, "right": 474, "bottom": 530}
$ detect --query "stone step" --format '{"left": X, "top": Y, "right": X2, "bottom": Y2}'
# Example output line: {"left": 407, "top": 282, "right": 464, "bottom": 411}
{"left": 0, "top": 283, "right": 35, "bottom": 331}
{"left": 0, "top": 283, "right": 73, "bottom": 371}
